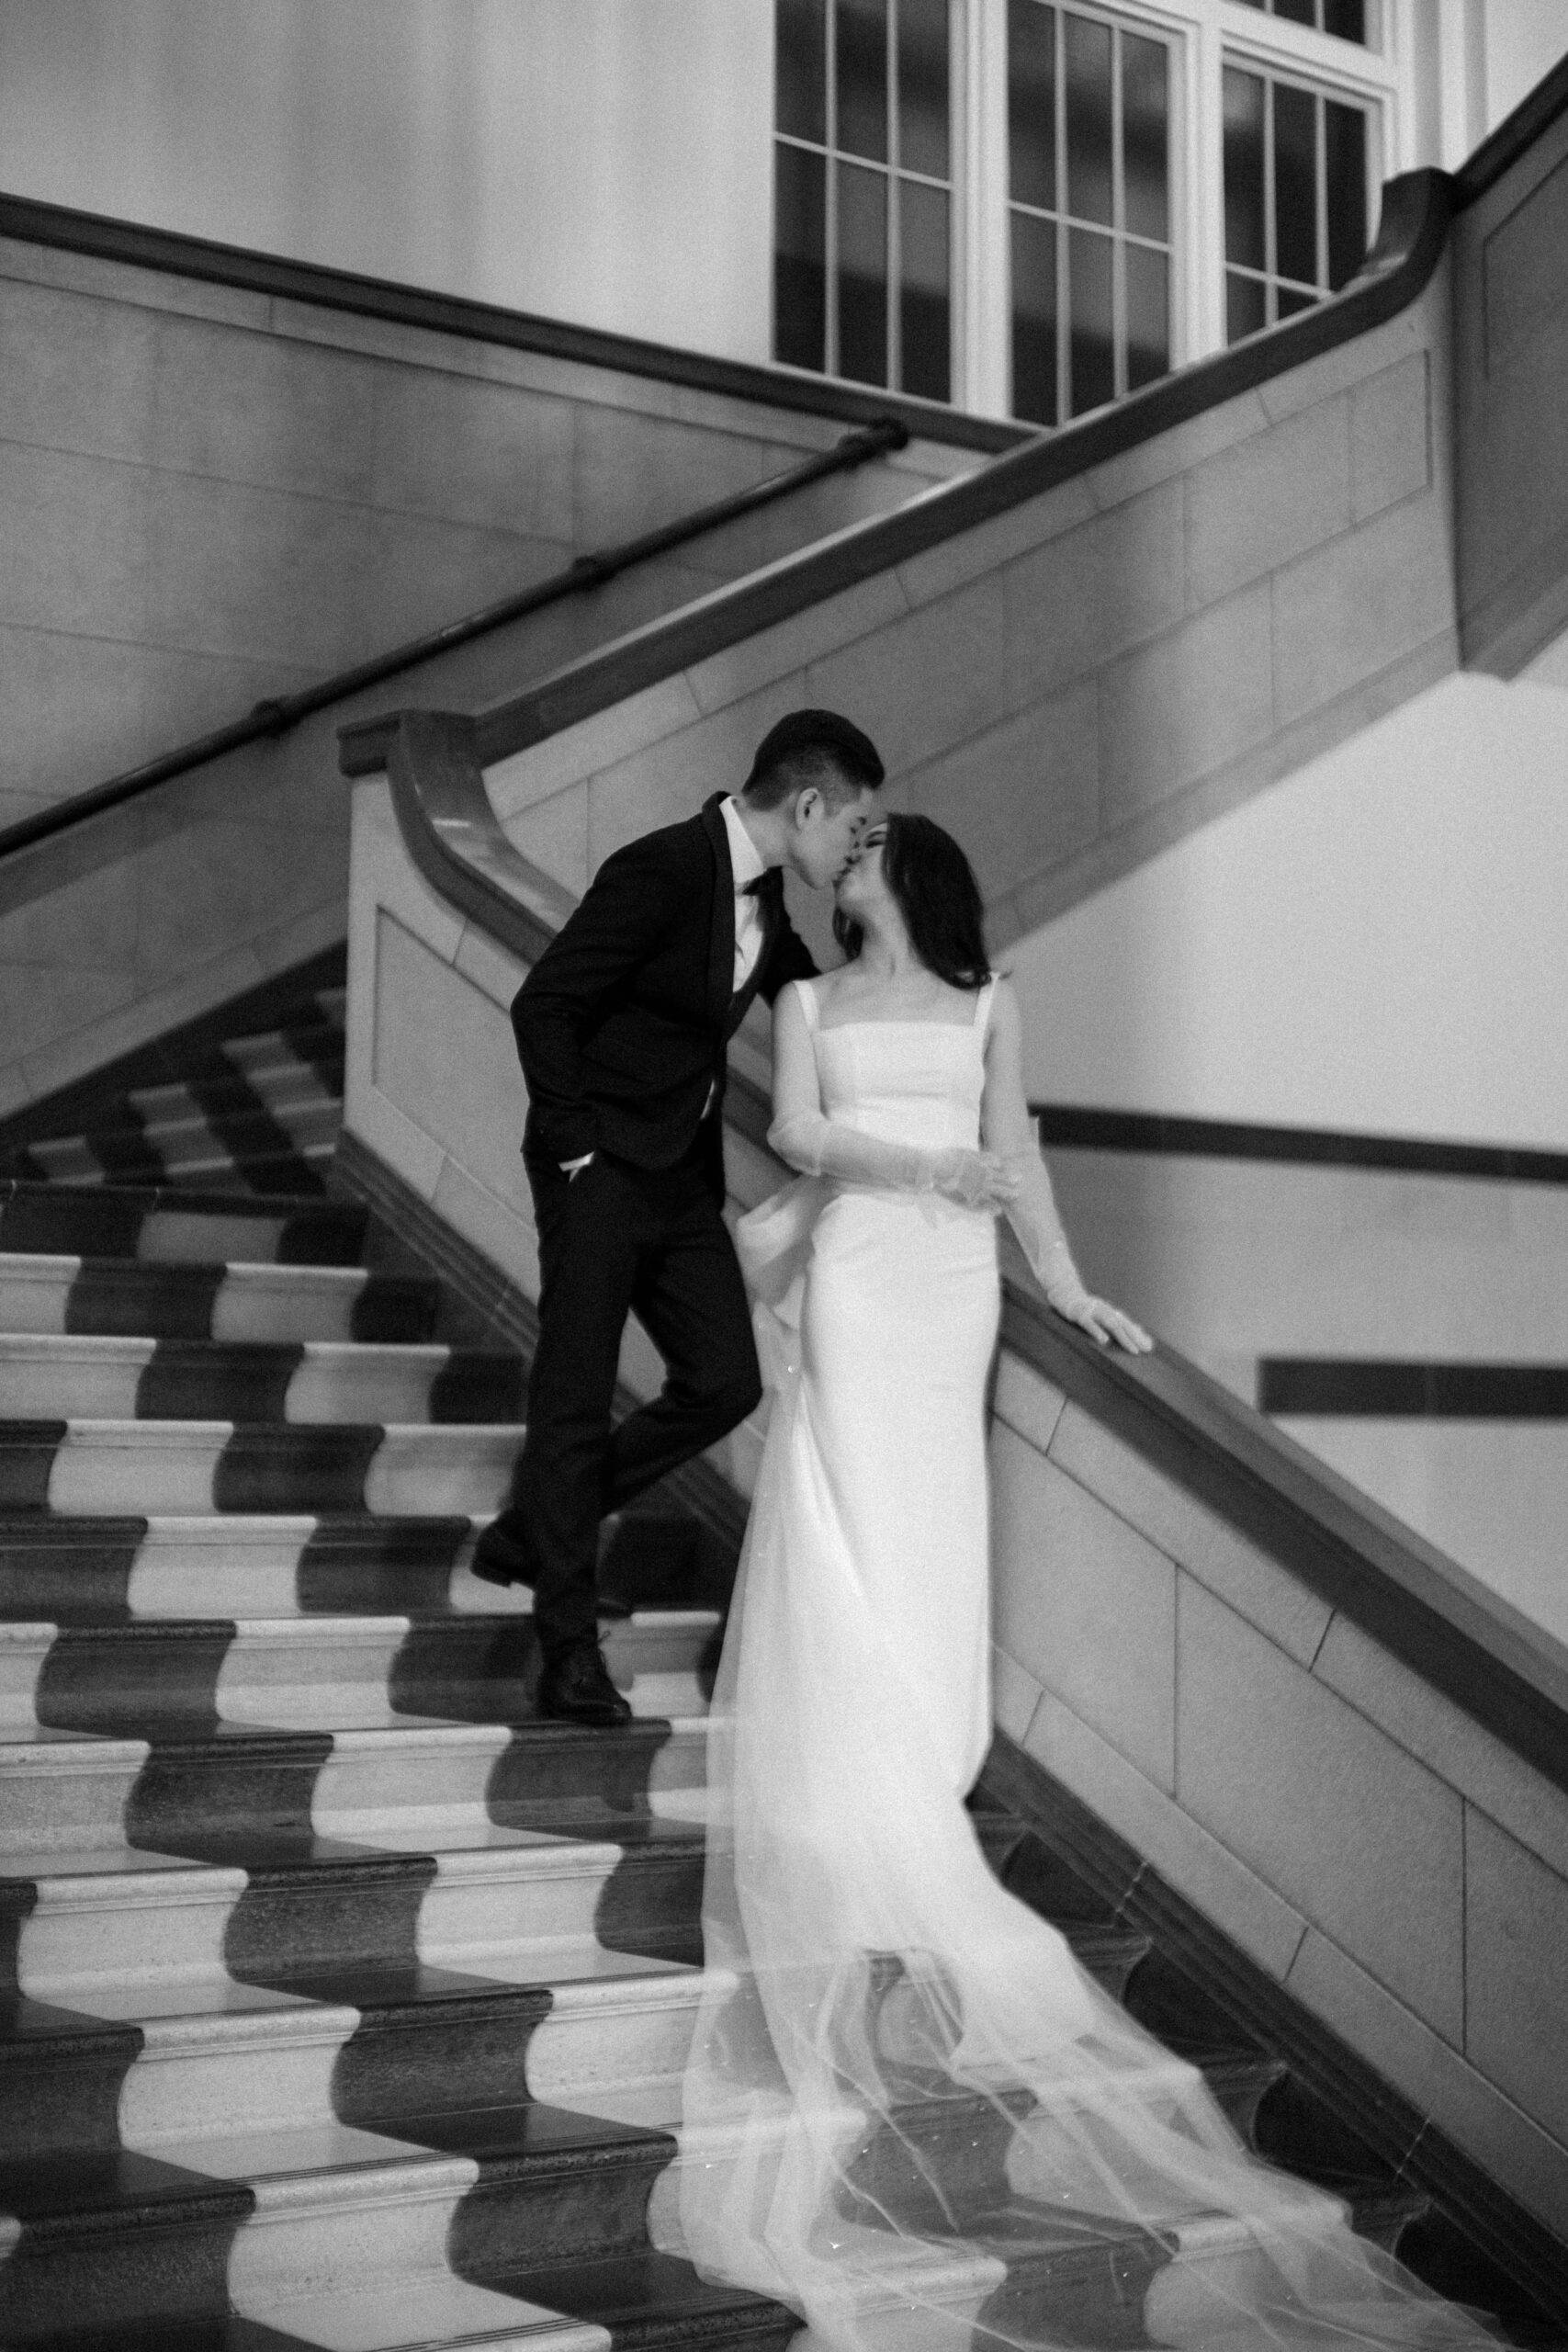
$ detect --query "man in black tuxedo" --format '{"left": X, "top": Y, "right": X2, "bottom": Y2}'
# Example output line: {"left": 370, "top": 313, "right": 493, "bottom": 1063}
{"left": 473, "top": 709, "right": 885, "bottom": 1723}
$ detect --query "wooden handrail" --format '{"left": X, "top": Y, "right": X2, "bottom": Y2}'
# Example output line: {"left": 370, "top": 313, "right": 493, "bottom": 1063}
{"left": 0, "top": 417, "right": 910, "bottom": 868}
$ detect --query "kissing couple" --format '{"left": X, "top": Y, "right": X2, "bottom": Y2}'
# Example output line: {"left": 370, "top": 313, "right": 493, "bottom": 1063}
{"left": 478, "top": 710, "right": 1494, "bottom": 2349}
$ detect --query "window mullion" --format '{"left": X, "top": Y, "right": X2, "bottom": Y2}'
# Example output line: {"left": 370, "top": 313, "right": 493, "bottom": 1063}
{"left": 887, "top": 0, "right": 901, "bottom": 390}
{"left": 1111, "top": 22, "right": 1126, "bottom": 401}
{"left": 1058, "top": 11, "right": 1071, "bottom": 428}
{"left": 1262, "top": 67, "right": 1277, "bottom": 325}
{"left": 825, "top": 0, "right": 840, "bottom": 376}
{"left": 1314, "top": 87, "right": 1330, "bottom": 290}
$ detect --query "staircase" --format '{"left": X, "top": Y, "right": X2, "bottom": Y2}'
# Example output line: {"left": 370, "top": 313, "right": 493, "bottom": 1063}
{"left": 0, "top": 967, "right": 1553, "bottom": 2348}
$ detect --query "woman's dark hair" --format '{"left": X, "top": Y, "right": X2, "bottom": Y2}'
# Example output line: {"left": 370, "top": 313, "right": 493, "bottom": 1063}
{"left": 832, "top": 812, "right": 991, "bottom": 989}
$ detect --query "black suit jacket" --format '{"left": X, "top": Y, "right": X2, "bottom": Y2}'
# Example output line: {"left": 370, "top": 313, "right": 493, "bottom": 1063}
{"left": 512, "top": 794, "right": 817, "bottom": 1172}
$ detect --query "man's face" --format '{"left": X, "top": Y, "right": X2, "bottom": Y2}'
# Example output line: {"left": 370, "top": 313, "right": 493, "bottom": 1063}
{"left": 791, "top": 783, "right": 879, "bottom": 890}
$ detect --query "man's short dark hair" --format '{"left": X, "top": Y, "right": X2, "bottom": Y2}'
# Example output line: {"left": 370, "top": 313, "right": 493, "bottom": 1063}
{"left": 740, "top": 708, "right": 885, "bottom": 810}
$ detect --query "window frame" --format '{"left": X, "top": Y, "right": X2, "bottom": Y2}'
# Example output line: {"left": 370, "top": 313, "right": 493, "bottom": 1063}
{"left": 772, "top": 0, "right": 963, "bottom": 401}
{"left": 1002, "top": 0, "right": 1185, "bottom": 426}
{"left": 771, "top": 0, "right": 1416, "bottom": 416}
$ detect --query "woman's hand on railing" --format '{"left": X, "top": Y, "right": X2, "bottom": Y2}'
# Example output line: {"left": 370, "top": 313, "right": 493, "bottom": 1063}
{"left": 1046, "top": 1285, "right": 1154, "bottom": 1353}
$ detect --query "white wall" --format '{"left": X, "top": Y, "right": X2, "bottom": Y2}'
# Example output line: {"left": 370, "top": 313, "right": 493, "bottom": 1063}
{"left": 1005, "top": 650, "right": 1568, "bottom": 1152}
{"left": 1481, "top": 0, "right": 1568, "bottom": 128}
{"left": 0, "top": 0, "right": 773, "bottom": 360}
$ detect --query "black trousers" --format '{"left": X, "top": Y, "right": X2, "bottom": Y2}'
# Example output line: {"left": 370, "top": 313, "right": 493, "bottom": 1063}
{"left": 511, "top": 1140, "right": 761, "bottom": 1660}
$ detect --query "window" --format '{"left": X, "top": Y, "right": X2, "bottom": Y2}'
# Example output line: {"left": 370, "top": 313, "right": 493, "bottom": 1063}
{"left": 1006, "top": 0, "right": 1175, "bottom": 427}
{"left": 1222, "top": 62, "right": 1370, "bottom": 340}
{"left": 1228, "top": 0, "right": 1375, "bottom": 49}
{"left": 773, "top": 0, "right": 954, "bottom": 401}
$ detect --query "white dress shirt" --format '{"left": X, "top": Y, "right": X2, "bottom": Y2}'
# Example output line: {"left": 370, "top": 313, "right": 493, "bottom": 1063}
{"left": 720, "top": 794, "right": 768, "bottom": 992}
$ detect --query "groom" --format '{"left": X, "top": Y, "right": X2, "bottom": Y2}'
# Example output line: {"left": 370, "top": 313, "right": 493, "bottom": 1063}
{"left": 473, "top": 708, "right": 885, "bottom": 1723}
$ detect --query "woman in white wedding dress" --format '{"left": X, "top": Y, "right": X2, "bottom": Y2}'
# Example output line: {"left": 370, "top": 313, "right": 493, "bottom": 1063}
{"left": 676, "top": 815, "right": 1498, "bottom": 2350}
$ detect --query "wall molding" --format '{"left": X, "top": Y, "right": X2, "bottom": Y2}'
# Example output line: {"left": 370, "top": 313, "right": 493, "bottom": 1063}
{"left": 0, "top": 190, "right": 1023, "bottom": 457}
{"left": 1031, "top": 1104, "right": 1568, "bottom": 1186}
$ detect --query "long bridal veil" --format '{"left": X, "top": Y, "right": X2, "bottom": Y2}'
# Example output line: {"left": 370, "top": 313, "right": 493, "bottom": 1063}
{"left": 671, "top": 1179, "right": 1498, "bottom": 2351}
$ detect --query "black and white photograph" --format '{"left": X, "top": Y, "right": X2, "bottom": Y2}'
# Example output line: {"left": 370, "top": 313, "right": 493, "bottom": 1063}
{"left": 1, "top": 2, "right": 1566, "bottom": 2345}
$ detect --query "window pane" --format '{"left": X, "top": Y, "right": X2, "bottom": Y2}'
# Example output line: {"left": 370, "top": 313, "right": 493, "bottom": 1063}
{"left": 838, "top": 160, "right": 888, "bottom": 383}
{"left": 836, "top": 0, "right": 889, "bottom": 163}
{"left": 776, "top": 0, "right": 827, "bottom": 145}
{"left": 775, "top": 142, "right": 827, "bottom": 369}
{"left": 1274, "top": 0, "right": 1315, "bottom": 23}
{"left": 1277, "top": 283, "right": 1316, "bottom": 321}
{"left": 1325, "top": 99, "right": 1369, "bottom": 287}
{"left": 1008, "top": 0, "right": 1056, "bottom": 209}
{"left": 1125, "top": 242, "right": 1168, "bottom": 390}
{"left": 1324, "top": 0, "right": 1368, "bottom": 42}
{"left": 1010, "top": 210, "right": 1057, "bottom": 424}
{"left": 1122, "top": 33, "right": 1168, "bottom": 243}
{"left": 1224, "top": 69, "right": 1266, "bottom": 271}
{"left": 1273, "top": 81, "right": 1318, "bottom": 288}
{"left": 897, "top": 0, "right": 950, "bottom": 179}
{"left": 1065, "top": 12, "right": 1113, "bottom": 226}
{"left": 1226, "top": 270, "right": 1268, "bottom": 344}
{"left": 900, "top": 177, "right": 950, "bottom": 400}
{"left": 1067, "top": 225, "right": 1114, "bottom": 413}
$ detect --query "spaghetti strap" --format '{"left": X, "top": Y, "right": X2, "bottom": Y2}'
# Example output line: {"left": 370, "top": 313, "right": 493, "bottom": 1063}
{"left": 795, "top": 978, "right": 821, "bottom": 1032}
{"left": 973, "top": 977, "right": 998, "bottom": 1033}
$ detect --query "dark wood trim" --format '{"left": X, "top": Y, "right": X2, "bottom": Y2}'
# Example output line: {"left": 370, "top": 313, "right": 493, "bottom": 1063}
{"left": 999, "top": 1280, "right": 1568, "bottom": 1793}
{"left": 376, "top": 169, "right": 1452, "bottom": 773}
{"left": 331, "top": 1128, "right": 750, "bottom": 1566}
{"left": 0, "top": 191, "right": 1024, "bottom": 457}
{"left": 1259, "top": 1360, "right": 1568, "bottom": 1419}
{"left": 979, "top": 1734, "right": 1568, "bottom": 2330}
{"left": 0, "top": 944, "right": 345, "bottom": 1161}
{"left": 1031, "top": 1105, "right": 1568, "bottom": 1186}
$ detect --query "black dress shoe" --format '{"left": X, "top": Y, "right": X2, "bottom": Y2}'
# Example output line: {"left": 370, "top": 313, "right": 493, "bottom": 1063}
{"left": 470, "top": 1509, "right": 539, "bottom": 1589}
{"left": 537, "top": 1642, "right": 633, "bottom": 1727}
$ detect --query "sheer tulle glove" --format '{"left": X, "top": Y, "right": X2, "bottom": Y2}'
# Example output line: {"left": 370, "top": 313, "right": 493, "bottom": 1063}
{"left": 770, "top": 1113, "right": 1019, "bottom": 1211}
{"left": 1003, "top": 1149, "right": 1153, "bottom": 1352}
{"left": 931, "top": 1148, "right": 1021, "bottom": 1211}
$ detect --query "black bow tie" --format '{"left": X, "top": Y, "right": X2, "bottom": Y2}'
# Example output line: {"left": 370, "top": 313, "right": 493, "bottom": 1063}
{"left": 740, "top": 875, "right": 770, "bottom": 898}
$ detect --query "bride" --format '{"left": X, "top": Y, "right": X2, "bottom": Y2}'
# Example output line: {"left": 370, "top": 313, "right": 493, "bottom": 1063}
{"left": 675, "top": 813, "right": 1498, "bottom": 2349}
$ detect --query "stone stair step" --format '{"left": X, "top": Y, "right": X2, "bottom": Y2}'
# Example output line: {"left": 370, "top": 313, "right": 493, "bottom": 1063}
{"left": 0, "top": 1418, "right": 521, "bottom": 1516}
{"left": 0, "top": 1254, "right": 439, "bottom": 1345}
{"left": 0, "top": 1337, "right": 525, "bottom": 1426}
{"left": 0, "top": 1510, "right": 720, "bottom": 1624}
{"left": 22, "top": 1122, "right": 337, "bottom": 1196}
{"left": 0, "top": 1183, "right": 367, "bottom": 1266}
{"left": 6, "top": 1812, "right": 708, "bottom": 1995}
{"left": 6, "top": 1944, "right": 706, "bottom": 2150}
{"left": 0, "top": 1707, "right": 710, "bottom": 1855}
{"left": 1177, "top": 2045, "right": 1290, "bottom": 2149}
{"left": 4, "top": 1608, "right": 718, "bottom": 1733}
{"left": 0, "top": 2102, "right": 681, "bottom": 2346}
{"left": 0, "top": 1511, "right": 483, "bottom": 1621}
{"left": 128, "top": 1073, "right": 339, "bottom": 1132}
{"left": 0, "top": 1954, "right": 708, "bottom": 2161}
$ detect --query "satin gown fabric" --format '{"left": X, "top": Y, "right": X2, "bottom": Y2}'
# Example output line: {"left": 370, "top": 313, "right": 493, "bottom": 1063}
{"left": 675, "top": 981, "right": 1495, "bottom": 2350}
